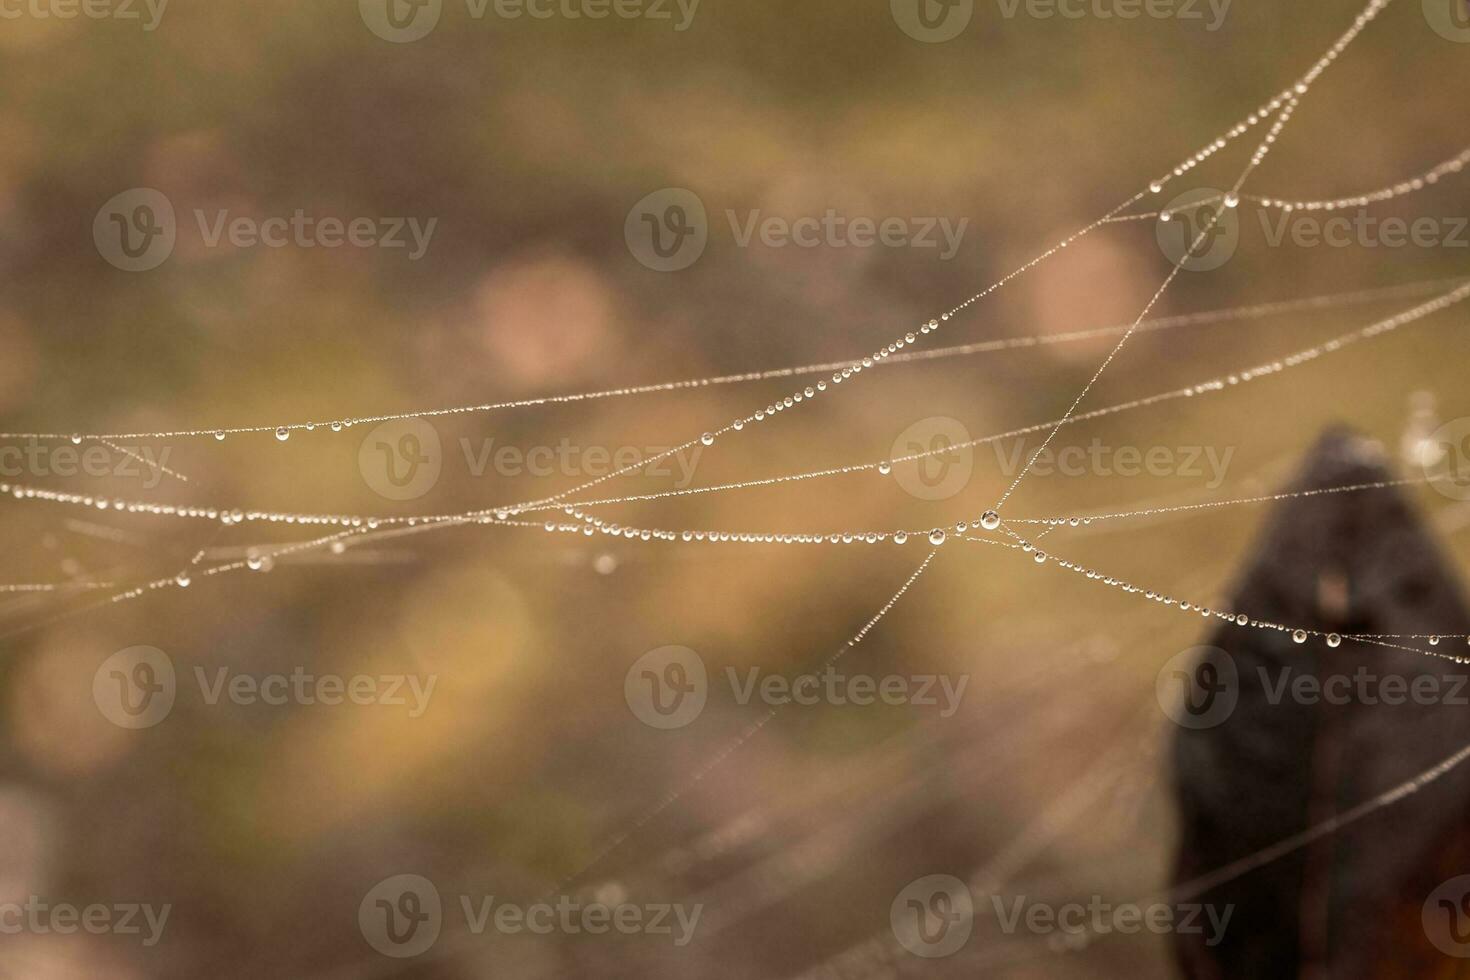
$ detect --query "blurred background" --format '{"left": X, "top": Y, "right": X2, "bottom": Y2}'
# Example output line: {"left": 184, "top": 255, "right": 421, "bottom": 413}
{"left": 0, "top": 0, "right": 1466, "bottom": 976}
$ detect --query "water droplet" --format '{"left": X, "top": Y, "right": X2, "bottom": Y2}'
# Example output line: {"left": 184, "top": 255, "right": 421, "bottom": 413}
{"left": 980, "top": 511, "right": 1001, "bottom": 531}
{"left": 214, "top": 431, "right": 226, "bottom": 441}
{"left": 1430, "top": 635, "right": 1441, "bottom": 646}
{"left": 69, "top": 434, "right": 82, "bottom": 445}
{"left": 893, "top": 532, "right": 908, "bottom": 545}
{"left": 174, "top": 573, "right": 191, "bottom": 588}
{"left": 1224, "top": 193, "right": 1240, "bottom": 208}
{"left": 330, "top": 541, "right": 347, "bottom": 555}
{"left": 732, "top": 420, "right": 744, "bottom": 431}
{"left": 701, "top": 433, "right": 715, "bottom": 446}
{"left": 878, "top": 462, "right": 892, "bottom": 476}
{"left": 1149, "top": 180, "right": 1163, "bottom": 193}
{"left": 275, "top": 427, "right": 290, "bottom": 442}
{"left": 1326, "top": 633, "right": 1342, "bottom": 648}
{"left": 928, "top": 529, "right": 946, "bottom": 546}
{"left": 1034, "top": 552, "right": 1047, "bottom": 564}
{"left": 1292, "top": 630, "right": 1308, "bottom": 644}
{"left": 331, "top": 421, "right": 344, "bottom": 432}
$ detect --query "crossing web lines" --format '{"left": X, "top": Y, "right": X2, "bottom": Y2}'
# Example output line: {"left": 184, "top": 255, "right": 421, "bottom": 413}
{"left": 5, "top": 0, "right": 1470, "bottom": 975}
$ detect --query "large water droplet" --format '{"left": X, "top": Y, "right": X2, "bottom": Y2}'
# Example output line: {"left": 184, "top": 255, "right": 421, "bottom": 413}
{"left": 928, "top": 529, "right": 946, "bottom": 546}
{"left": 980, "top": 510, "right": 1001, "bottom": 531}
{"left": 275, "top": 427, "right": 290, "bottom": 442}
